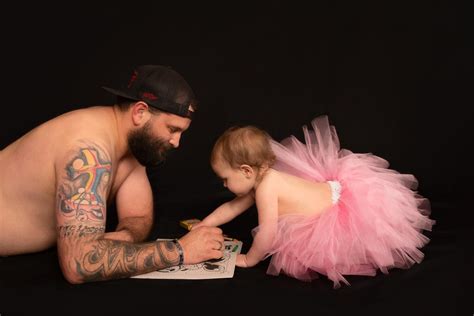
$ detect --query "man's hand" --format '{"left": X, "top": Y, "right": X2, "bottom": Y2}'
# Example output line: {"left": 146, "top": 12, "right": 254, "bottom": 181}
{"left": 178, "top": 226, "right": 224, "bottom": 264}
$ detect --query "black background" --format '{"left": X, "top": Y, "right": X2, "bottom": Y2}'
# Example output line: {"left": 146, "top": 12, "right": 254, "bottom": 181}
{"left": 0, "top": 1, "right": 472, "bottom": 315}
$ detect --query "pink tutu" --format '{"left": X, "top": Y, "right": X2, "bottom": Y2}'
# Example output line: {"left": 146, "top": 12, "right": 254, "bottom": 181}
{"left": 252, "top": 116, "right": 435, "bottom": 288}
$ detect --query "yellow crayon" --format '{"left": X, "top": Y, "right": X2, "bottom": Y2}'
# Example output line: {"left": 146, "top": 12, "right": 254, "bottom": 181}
{"left": 179, "top": 218, "right": 201, "bottom": 231}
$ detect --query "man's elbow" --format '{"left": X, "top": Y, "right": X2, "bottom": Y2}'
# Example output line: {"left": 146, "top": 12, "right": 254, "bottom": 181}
{"left": 63, "top": 273, "right": 84, "bottom": 285}
{"left": 60, "top": 263, "right": 85, "bottom": 284}
{"left": 58, "top": 253, "right": 86, "bottom": 284}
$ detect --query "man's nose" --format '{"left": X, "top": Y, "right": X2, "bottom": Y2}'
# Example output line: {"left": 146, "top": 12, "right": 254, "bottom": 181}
{"left": 169, "top": 134, "right": 181, "bottom": 148}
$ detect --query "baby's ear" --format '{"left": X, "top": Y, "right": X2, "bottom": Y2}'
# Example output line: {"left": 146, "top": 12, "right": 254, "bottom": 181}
{"left": 239, "top": 164, "right": 254, "bottom": 178}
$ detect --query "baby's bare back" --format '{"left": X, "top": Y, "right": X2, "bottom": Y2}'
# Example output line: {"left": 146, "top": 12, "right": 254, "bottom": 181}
{"left": 273, "top": 169, "right": 333, "bottom": 216}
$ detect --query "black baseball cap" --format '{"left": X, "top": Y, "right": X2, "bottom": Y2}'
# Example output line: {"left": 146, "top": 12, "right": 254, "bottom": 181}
{"left": 102, "top": 65, "right": 197, "bottom": 119}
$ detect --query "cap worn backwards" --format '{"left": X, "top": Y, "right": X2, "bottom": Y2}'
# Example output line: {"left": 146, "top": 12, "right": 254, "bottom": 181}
{"left": 102, "top": 65, "right": 197, "bottom": 119}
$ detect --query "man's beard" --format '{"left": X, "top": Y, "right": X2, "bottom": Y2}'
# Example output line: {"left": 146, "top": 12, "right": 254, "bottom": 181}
{"left": 127, "top": 122, "right": 173, "bottom": 167}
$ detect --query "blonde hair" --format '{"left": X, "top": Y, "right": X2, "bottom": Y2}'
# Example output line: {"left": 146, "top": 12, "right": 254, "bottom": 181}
{"left": 211, "top": 126, "right": 276, "bottom": 169}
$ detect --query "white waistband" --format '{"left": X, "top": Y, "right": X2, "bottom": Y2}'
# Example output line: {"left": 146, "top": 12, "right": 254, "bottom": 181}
{"left": 328, "top": 181, "right": 342, "bottom": 205}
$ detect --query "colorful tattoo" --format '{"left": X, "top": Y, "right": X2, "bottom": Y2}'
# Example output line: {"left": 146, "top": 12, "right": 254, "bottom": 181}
{"left": 58, "top": 147, "right": 111, "bottom": 222}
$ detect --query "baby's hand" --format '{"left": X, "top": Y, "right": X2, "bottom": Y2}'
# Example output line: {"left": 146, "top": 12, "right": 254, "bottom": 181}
{"left": 236, "top": 254, "right": 249, "bottom": 268}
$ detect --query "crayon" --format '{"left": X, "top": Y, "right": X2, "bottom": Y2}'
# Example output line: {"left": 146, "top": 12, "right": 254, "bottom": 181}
{"left": 179, "top": 219, "right": 201, "bottom": 231}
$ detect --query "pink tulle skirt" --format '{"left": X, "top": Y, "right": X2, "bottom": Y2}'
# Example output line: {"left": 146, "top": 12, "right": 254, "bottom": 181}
{"left": 253, "top": 116, "right": 435, "bottom": 288}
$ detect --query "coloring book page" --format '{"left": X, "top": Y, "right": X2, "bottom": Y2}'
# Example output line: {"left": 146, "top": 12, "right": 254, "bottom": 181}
{"left": 131, "top": 239, "right": 242, "bottom": 280}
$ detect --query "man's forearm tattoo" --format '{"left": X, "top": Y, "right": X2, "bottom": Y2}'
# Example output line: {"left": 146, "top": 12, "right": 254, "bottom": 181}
{"left": 58, "top": 225, "right": 106, "bottom": 238}
{"left": 58, "top": 224, "right": 181, "bottom": 281}
{"left": 58, "top": 146, "right": 111, "bottom": 222}
{"left": 75, "top": 239, "right": 179, "bottom": 282}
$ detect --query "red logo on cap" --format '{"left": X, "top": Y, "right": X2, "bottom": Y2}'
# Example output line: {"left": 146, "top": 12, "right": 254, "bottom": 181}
{"left": 142, "top": 92, "right": 158, "bottom": 100}
{"left": 127, "top": 70, "right": 138, "bottom": 88}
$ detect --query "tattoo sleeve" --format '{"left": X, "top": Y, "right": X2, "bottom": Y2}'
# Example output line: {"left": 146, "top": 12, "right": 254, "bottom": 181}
{"left": 56, "top": 144, "right": 180, "bottom": 283}
{"left": 58, "top": 226, "right": 180, "bottom": 282}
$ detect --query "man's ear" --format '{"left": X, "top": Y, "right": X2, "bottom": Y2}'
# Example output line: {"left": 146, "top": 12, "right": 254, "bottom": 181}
{"left": 239, "top": 164, "right": 254, "bottom": 178}
{"left": 131, "top": 101, "right": 151, "bottom": 126}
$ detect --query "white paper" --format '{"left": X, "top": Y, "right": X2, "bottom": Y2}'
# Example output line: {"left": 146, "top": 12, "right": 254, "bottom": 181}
{"left": 131, "top": 239, "right": 243, "bottom": 280}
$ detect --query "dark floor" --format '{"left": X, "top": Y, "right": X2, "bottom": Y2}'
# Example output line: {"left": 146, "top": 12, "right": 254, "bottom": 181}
{"left": 0, "top": 1, "right": 471, "bottom": 314}
{"left": 1, "top": 197, "right": 470, "bottom": 316}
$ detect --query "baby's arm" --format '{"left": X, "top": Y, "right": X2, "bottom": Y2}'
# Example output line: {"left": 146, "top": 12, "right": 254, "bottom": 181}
{"left": 192, "top": 193, "right": 254, "bottom": 229}
{"left": 237, "top": 180, "right": 278, "bottom": 268}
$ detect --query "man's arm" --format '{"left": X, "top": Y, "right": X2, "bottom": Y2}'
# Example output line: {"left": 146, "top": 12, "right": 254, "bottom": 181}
{"left": 104, "top": 165, "right": 153, "bottom": 243}
{"left": 55, "top": 143, "right": 182, "bottom": 284}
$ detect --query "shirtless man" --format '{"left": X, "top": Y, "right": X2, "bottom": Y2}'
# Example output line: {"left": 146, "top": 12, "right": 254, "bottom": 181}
{"left": 0, "top": 65, "right": 225, "bottom": 284}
